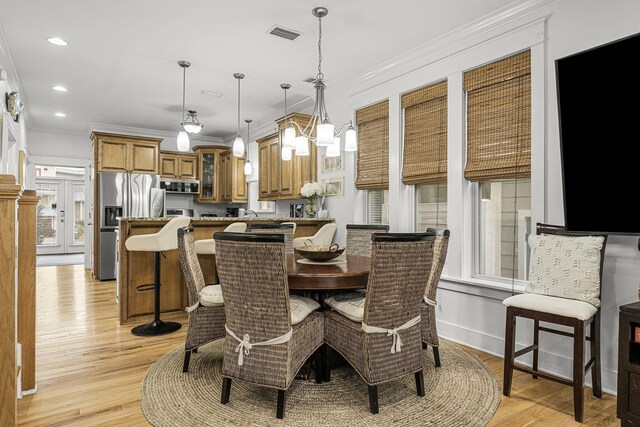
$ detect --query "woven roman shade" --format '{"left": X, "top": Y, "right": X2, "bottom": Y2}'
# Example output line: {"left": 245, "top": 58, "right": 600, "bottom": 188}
{"left": 355, "top": 100, "right": 389, "bottom": 190}
{"left": 464, "top": 50, "right": 531, "bottom": 182}
{"left": 402, "top": 81, "right": 447, "bottom": 185}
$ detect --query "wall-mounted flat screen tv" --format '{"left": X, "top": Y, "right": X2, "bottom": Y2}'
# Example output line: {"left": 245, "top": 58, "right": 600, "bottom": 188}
{"left": 556, "top": 32, "right": 640, "bottom": 234}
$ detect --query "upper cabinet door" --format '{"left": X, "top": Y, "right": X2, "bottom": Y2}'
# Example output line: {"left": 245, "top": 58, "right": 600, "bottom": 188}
{"left": 178, "top": 156, "right": 197, "bottom": 179}
{"left": 258, "top": 143, "right": 271, "bottom": 199}
{"left": 268, "top": 141, "right": 280, "bottom": 197}
{"left": 232, "top": 155, "right": 248, "bottom": 201}
{"left": 129, "top": 141, "right": 159, "bottom": 174}
{"left": 160, "top": 153, "right": 178, "bottom": 178}
{"left": 97, "top": 139, "right": 129, "bottom": 172}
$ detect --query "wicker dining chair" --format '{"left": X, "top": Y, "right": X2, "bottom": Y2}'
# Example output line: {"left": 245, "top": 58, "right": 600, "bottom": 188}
{"left": 345, "top": 224, "right": 390, "bottom": 257}
{"left": 248, "top": 223, "right": 295, "bottom": 253}
{"left": 177, "top": 227, "right": 226, "bottom": 373}
{"left": 214, "top": 231, "right": 324, "bottom": 419}
{"left": 420, "top": 228, "right": 450, "bottom": 367}
{"left": 324, "top": 232, "right": 435, "bottom": 414}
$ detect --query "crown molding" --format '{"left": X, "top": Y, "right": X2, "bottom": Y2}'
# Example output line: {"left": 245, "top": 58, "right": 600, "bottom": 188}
{"left": 0, "top": 24, "right": 32, "bottom": 124}
{"left": 336, "top": 0, "right": 557, "bottom": 97}
{"left": 86, "top": 122, "right": 225, "bottom": 144}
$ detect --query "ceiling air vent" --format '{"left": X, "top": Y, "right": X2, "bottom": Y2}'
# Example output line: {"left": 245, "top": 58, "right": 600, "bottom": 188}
{"left": 198, "top": 89, "right": 223, "bottom": 98}
{"left": 268, "top": 25, "right": 302, "bottom": 41}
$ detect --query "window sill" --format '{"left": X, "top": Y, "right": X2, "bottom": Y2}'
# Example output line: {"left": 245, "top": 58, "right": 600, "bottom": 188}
{"left": 439, "top": 275, "right": 526, "bottom": 301}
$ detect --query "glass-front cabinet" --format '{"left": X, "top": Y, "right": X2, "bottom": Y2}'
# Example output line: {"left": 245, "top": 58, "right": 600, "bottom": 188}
{"left": 194, "top": 147, "right": 219, "bottom": 202}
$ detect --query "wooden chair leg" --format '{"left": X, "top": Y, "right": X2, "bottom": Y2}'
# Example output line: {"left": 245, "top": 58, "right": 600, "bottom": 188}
{"left": 276, "top": 389, "right": 286, "bottom": 419}
{"left": 221, "top": 377, "right": 232, "bottom": 404}
{"left": 315, "top": 346, "right": 323, "bottom": 384}
{"left": 368, "top": 385, "right": 379, "bottom": 414}
{"left": 532, "top": 319, "right": 539, "bottom": 379}
{"left": 322, "top": 344, "right": 331, "bottom": 383}
{"left": 503, "top": 306, "right": 517, "bottom": 397}
{"left": 182, "top": 350, "right": 192, "bottom": 373}
{"left": 415, "top": 370, "right": 425, "bottom": 396}
{"left": 433, "top": 346, "right": 441, "bottom": 368}
{"left": 573, "top": 320, "right": 585, "bottom": 423}
{"left": 591, "top": 311, "right": 602, "bottom": 398}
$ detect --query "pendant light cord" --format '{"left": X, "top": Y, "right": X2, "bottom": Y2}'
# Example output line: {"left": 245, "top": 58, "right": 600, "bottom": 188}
{"left": 182, "top": 66, "right": 186, "bottom": 123}
{"left": 237, "top": 78, "right": 241, "bottom": 136}
{"left": 317, "top": 13, "right": 323, "bottom": 80}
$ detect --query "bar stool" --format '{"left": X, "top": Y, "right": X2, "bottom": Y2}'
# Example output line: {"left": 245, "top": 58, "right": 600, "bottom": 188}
{"left": 193, "top": 222, "right": 247, "bottom": 255}
{"left": 125, "top": 215, "right": 191, "bottom": 336}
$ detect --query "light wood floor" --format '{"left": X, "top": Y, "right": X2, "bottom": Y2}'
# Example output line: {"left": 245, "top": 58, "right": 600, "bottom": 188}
{"left": 18, "top": 265, "right": 619, "bottom": 426}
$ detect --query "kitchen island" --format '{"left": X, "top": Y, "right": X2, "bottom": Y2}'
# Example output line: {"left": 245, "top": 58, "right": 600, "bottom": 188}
{"left": 117, "top": 217, "right": 333, "bottom": 324}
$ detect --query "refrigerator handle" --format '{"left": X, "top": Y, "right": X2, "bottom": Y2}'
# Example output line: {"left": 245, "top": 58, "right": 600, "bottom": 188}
{"left": 126, "top": 172, "right": 131, "bottom": 218}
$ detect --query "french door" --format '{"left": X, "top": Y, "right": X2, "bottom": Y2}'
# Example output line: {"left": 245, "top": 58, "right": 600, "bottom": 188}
{"left": 36, "top": 179, "right": 85, "bottom": 254}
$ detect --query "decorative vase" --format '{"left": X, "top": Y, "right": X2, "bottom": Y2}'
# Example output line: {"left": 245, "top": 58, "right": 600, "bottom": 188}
{"left": 305, "top": 199, "right": 317, "bottom": 218}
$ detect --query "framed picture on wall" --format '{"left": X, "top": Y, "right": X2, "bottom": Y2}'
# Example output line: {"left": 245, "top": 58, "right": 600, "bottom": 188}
{"left": 323, "top": 177, "right": 344, "bottom": 197}
{"left": 320, "top": 152, "right": 344, "bottom": 173}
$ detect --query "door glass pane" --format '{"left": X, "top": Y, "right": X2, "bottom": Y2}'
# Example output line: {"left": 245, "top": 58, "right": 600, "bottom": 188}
{"left": 73, "top": 183, "right": 85, "bottom": 245}
{"left": 201, "top": 153, "right": 215, "bottom": 198}
{"left": 36, "top": 183, "right": 58, "bottom": 246}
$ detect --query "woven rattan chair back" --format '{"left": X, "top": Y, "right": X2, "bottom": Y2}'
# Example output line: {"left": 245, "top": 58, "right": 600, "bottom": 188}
{"left": 346, "top": 224, "right": 390, "bottom": 257}
{"left": 424, "top": 228, "right": 450, "bottom": 302}
{"left": 177, "top": 227, "right": 206, "bottom": 308}
{"left": 362, "top": 232, "right": 435, "bottom": 383}
{"left": 214, "top": 232, "right": 293, "bottom": 388}
{"left": 248, "top": 223, "right": 295, "bottom": 253}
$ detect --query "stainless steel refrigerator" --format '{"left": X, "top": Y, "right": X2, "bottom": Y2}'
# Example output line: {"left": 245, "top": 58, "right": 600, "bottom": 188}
{"left": 99, "top": 172, "right": 164, "bottom": 280}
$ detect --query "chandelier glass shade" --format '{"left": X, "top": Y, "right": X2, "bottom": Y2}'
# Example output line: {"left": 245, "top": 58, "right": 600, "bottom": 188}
{"left": 295, "top": 135, "right": 310, "bottom": 156}
{"left": 177, "top": 131, "right": 190, "bottom": 152}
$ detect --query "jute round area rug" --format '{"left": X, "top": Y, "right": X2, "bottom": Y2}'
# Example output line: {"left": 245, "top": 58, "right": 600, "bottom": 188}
{"left": 141, "top": 340, "right": 500, "bottom": 426}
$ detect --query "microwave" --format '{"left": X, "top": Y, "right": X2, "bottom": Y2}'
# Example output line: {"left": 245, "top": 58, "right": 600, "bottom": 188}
{"left": 160, "top": 179, "right": 200, "bottom": 194}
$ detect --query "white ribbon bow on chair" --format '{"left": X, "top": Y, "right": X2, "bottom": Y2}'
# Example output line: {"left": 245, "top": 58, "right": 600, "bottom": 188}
{"left": 361, "top": 315, "right": 421, "bottom": 354}
{"left": 225, "top": 325, "right": 292, "bottom": 366}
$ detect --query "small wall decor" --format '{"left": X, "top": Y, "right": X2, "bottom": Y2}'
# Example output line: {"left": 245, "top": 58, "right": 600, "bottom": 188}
{"left": 290, "top": 203, "right": 304, "bottom": 218}
{"left": 5, "top": 91, "right": 24, "bottom": 123}
{"left": 321, "top": 151, "right": 344, "bottom": 173}
{"left": 323, "top": 177, "right": 344, "bottom": 197}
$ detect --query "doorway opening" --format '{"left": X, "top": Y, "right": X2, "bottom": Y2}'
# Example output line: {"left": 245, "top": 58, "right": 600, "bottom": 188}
{"left": 35, "top": 165, "right": 86, "bottom": 260}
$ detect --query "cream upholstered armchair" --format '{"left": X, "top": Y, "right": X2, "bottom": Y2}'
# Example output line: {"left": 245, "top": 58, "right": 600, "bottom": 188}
{"left": 193, "top": 222, "right": 247, "bottom": 255}
{"left": 292, "top": 223, "right": 337, "bottom": 248}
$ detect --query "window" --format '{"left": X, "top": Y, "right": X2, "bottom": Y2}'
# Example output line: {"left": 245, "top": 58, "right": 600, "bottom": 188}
{"left": 477, "top": 180, "right": 531, "bottom": 280}
{"left": 367, "top": 189, "right": 389, "bottom": 225}
{"left": 464, "top": 51, "right": 531, "bottom": 282}
{"left": 416, "top": 183, "right": 447, "bottom": 231}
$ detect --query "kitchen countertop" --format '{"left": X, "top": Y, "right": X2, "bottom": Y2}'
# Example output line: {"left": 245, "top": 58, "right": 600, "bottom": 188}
{"left": 118, "top": 217, "right": 334, "bottom": 222}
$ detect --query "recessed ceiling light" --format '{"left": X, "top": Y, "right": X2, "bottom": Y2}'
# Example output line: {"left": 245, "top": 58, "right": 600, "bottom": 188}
{"left": 54, "top": 112, "right": 66, "bottom": 118}
{"left": 47, "top": 37, "right": 68, "bottom": 46}
{"left": 52, "top": 85, "right": 67, "bottom": 92}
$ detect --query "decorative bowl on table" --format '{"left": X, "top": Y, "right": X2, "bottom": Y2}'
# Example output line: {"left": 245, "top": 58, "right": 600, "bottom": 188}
{"left": 295, "top": 243, "right": 345, "bottom": 262}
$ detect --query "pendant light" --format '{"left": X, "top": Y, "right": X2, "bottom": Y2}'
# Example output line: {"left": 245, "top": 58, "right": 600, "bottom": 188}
{"left": 244, "top": 119, "right": 253, "bottom": 176}
{"left": 281, "top": 84, "right": 295, "bottom": 150}
{"left": 232, "top": 73, "right": 245, "bottom": 157}
{"left": 177, "top": 60, "right": 191, "bottom": 152}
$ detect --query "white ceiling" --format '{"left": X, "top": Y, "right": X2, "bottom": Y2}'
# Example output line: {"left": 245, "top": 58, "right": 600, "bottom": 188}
{"left": 0, "top": 0, "right": 517, "bottom": 139}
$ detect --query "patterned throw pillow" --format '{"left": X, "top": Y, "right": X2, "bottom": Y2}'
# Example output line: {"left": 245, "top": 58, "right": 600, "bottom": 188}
{"left": 526, "top": 234, "right": 605, "bottom": 307}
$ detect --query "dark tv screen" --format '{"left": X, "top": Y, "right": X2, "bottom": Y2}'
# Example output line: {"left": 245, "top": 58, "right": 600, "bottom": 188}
{"left": 556, "top": 32, "right": 640, "bottom": 234}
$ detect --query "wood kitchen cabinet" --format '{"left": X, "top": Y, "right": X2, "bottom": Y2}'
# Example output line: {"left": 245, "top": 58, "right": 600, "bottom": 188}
{"left": 193, "top": 146, "right": 221, "bottom": 203}
{"left": 257, "top": 113, "right": 317, "bottom": 201}
{"left": 160, "top": 151, "right": 198, "bottom": 179}
{"left": 91, "top": 132, "right": 162, "bottom": 174}
{"left": 219, "top": 150, "right": 248, "bottom": 202}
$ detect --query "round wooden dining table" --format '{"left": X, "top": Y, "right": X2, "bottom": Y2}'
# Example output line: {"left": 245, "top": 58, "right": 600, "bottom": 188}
{"left": 286, "top": 254, "right": 370, "bottom": 291}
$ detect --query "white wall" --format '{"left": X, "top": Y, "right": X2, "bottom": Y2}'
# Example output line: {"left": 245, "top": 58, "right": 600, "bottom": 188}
{"left": 318, "top": 0, "right": 640, "bottom": 395}
{"left": 28, "top": 129, "right": 92, "bottom": 161}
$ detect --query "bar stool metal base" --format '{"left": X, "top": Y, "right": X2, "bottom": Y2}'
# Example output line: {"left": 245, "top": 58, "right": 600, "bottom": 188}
{"left": 131, "top": 319, "right": 182, "bottom": 336}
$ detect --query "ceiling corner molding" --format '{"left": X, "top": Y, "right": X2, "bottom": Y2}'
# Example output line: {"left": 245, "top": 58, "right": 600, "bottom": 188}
{"left": 0, "top": 24, "right": 32, "bottom": 125}
{"left": 339, "top": 0, "right": 558, "bottom": 97}
{"left": 86, "top": 122, "right": 225, "bottom": 144}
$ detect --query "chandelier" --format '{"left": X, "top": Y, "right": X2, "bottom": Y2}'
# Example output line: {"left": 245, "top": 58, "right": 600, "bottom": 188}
{"left": 182, "top": 110, "right": 203, "bottom": 134}
{"left": 285, "top": 7, "right": 358, "bottom": 157}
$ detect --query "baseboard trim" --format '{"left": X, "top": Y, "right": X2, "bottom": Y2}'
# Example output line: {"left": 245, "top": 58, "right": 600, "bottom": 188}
{"left": 437, "top": 319, "right": 618, "bottom": 396}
